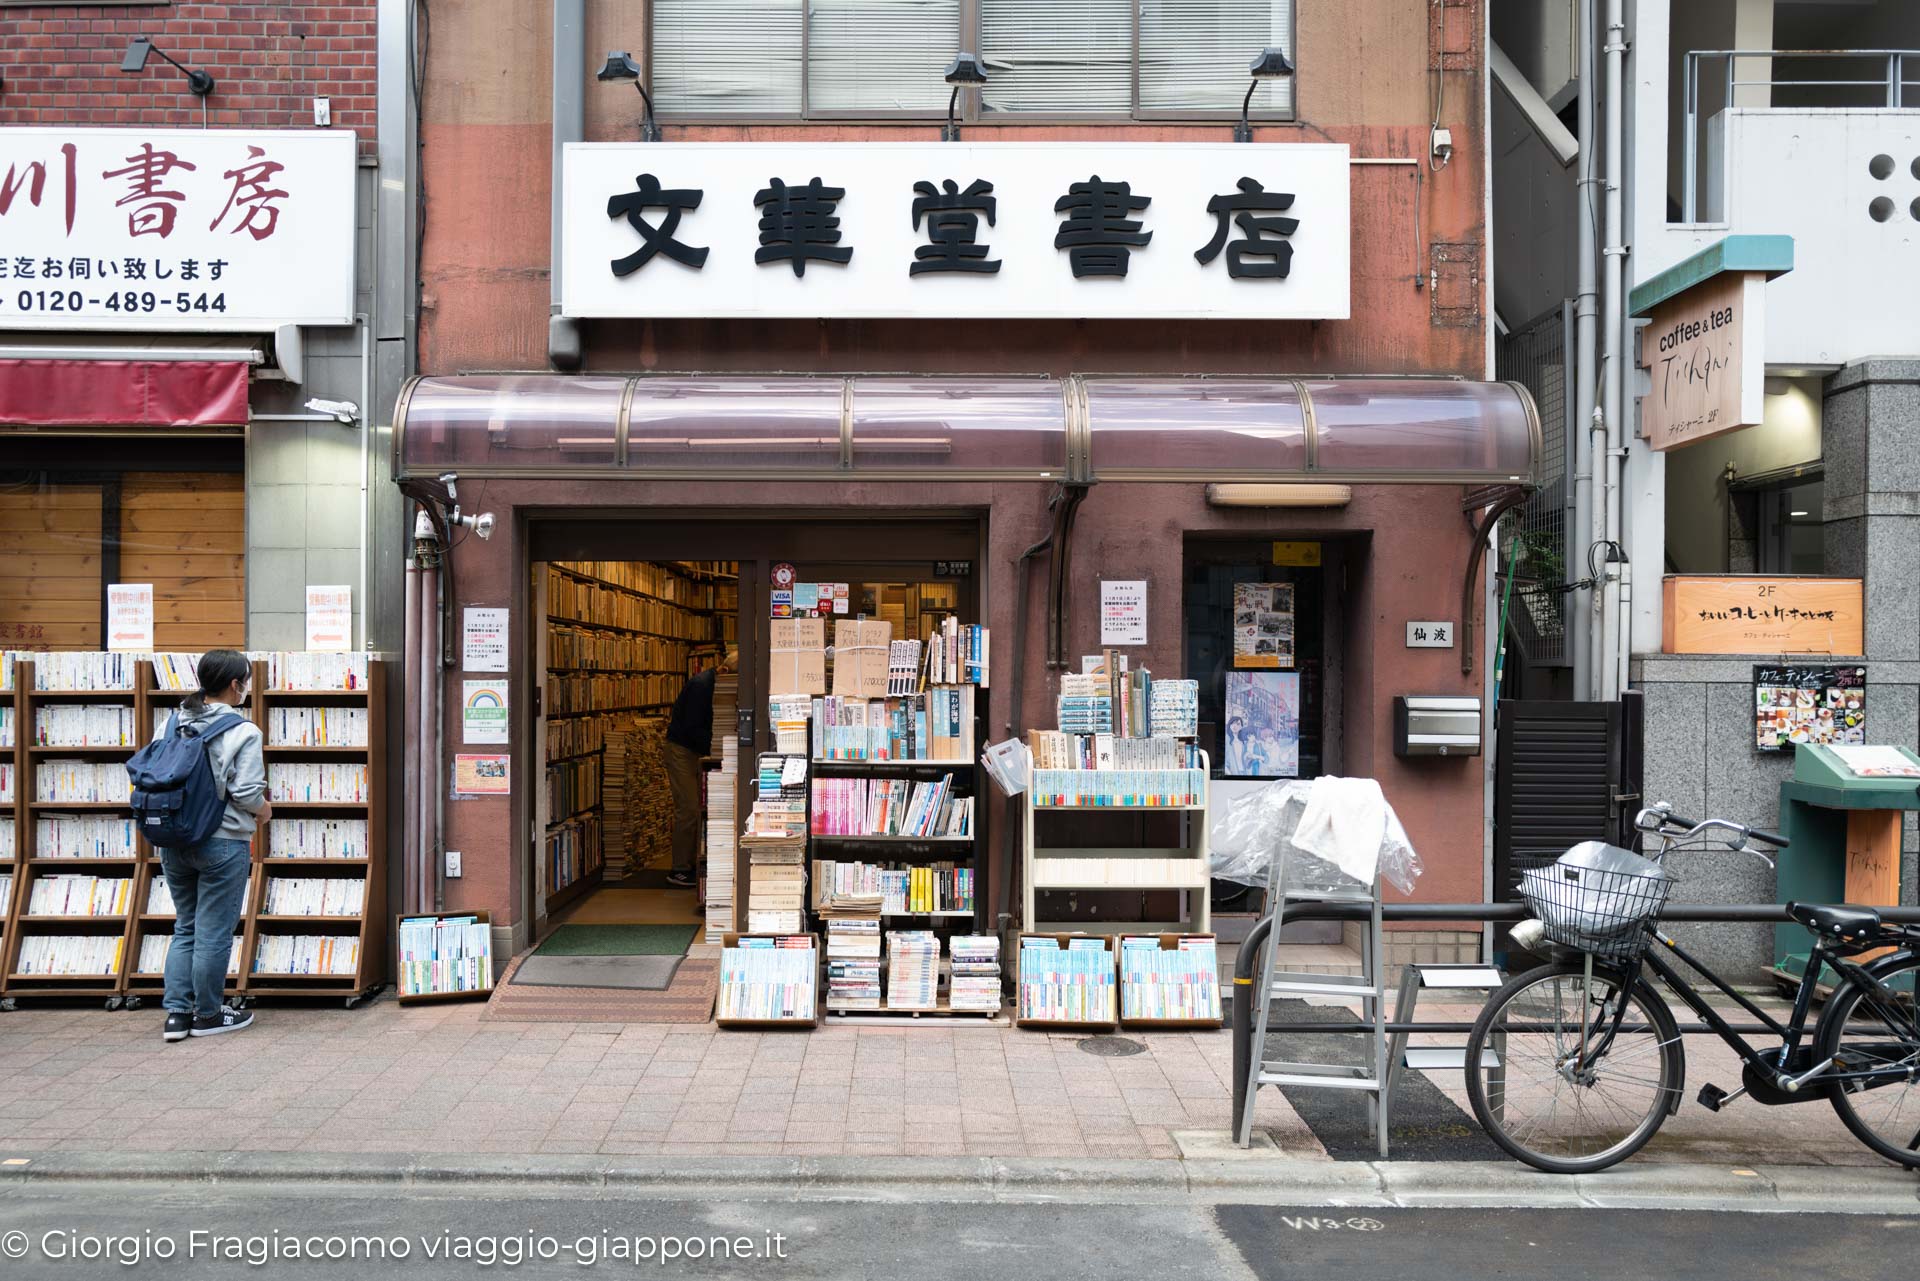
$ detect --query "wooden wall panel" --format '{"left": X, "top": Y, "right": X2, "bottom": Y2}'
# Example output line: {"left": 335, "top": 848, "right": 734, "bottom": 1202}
{"left": 120, "top": 474, "right": 246, "bottom": 649}
{"left": 0, "top": 481, "right": 103, "bottom": 649}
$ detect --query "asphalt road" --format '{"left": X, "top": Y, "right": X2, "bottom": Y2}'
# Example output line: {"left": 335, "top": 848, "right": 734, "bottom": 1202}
{"left": 1, "top": 1181, "right": 1916, "bottom": 1280}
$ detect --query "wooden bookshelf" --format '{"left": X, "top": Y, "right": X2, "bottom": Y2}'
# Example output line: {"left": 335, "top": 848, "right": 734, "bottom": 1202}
{"left": 0, "top": 659, "right": 141, "bottom": 1007}
{"left": 0, "top": 654, "right": 387, "bottom": 1010}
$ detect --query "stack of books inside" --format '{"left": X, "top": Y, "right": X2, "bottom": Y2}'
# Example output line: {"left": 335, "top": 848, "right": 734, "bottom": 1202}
{"left": 716, "top": 934, "right": 816, "bottom": 1023}
{"left": 886, "top": 930, "right": 939, "bottom": 1010}
{"left": 701, "top": 674, "right": 738, "bottom": 937}
{"left": 1119, "top": 935, "right": 1221, "bottom": 1023}
{"left": 949, "top": 935, "right": 1003, "bottom": 1012}
{"left": 1017, "top": 937, "right": 1116, "bottom": 1025}
{"left": 603, "top": 713, "right": 669, "bottom": 880}
{"left": 745, "top": 836, "right": 807, "bottom": 935}
{"left": 824, "top": 917, "right": 882, "bottom": 1011}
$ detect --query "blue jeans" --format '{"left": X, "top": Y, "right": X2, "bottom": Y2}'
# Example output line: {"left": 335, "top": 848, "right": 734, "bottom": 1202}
{"left": 159, "top": 837, "right": 251, "bottom": 1020}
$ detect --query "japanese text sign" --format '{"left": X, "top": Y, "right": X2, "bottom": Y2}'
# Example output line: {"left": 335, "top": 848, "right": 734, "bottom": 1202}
{"left": 563, "top": 142, "right": 1350, "bottom": 320}
{"left": 1639, "top": 271, "right": 1766, "bottom": 451}
{"left": 0, "top": 128, "right": 356, "bottom": 331}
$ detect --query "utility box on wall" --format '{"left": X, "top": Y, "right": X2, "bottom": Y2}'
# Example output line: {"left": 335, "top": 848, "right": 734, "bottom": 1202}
{"left": 1393, "top": 696, "right": 1482, "bottom": 757}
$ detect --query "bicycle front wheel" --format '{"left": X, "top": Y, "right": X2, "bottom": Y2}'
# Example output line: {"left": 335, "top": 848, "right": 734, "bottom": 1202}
{"left": 1820, "top": 951, "right": 1920, "bottom": 1170}
{"left": 1464, "top": 960, "right": 1683, "bottom": 1174}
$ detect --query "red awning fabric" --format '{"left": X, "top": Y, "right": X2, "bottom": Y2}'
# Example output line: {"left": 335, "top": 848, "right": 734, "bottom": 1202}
{"left": 0, "top": 359, "right": 250, "bottom": 428}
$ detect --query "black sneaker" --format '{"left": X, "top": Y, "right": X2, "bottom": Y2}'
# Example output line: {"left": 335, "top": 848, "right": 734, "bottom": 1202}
{"left": 163, "top": 1012, "right": 192, "bottom": 1043}
{"left": 189, "top": 1005, "right": 254, "bottom": 1038}
{"left": 664, "top": 871, "right": 696, "bottom": 889}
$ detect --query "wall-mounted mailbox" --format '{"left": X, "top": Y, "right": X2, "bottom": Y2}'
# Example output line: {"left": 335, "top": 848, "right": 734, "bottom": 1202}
{"left": 1393, "top": 696, "right": 1482, "bottom": 757}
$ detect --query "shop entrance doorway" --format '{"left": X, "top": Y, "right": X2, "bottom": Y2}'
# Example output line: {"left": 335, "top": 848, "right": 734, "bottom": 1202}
{"left": 522, "top": 515, "right": 987, "bottom": 963}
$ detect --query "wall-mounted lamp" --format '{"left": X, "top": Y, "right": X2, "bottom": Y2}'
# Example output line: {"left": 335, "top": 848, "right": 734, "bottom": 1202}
{"left": 120, "top": 36, "right": 215, "bottom": 97}
{"left": 942, "top": 52, "right": 987, "bottom": 142}
{"left": 597, "top": 51, "right": 662, "bottom": 142}
{"left": 1205, "top": 482, "right": 1351, "bottom": 508}
{"left": 1235, "top": 47, "right": 1294, "bottom": 143}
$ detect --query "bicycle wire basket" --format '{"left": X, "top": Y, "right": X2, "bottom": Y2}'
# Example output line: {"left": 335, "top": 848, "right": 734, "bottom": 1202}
{"left": 1518, "top": 840, "right": 1677, "bottom": 964}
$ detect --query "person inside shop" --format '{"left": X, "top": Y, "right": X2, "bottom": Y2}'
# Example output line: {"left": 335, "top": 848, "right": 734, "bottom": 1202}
{"left": 663, "top": 649, "right": 736, "bottom": 890}
{"left": 157, "top": 650, "right": 271, "bottom": 1041}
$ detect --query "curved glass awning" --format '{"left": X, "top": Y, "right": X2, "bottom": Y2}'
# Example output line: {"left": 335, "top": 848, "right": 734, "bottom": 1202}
{"left": 396, "top": 374, "right": 1538, "bottom": 486}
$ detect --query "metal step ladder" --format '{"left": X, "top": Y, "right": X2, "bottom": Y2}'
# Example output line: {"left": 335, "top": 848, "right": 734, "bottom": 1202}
{"left": 1236, "top": 843, "right": 1388, "bottom": 1155}
{"left": 1383, "top": 964, "right": 1506, "bottom": 1120}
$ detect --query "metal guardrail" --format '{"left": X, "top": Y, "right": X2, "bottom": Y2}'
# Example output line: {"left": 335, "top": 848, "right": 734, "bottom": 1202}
{"left": 1229, "top": 900, "right": 1920, "bottom": 1132}
{"left": 1682, "top": 48, "right": 1920, "bottom": 221}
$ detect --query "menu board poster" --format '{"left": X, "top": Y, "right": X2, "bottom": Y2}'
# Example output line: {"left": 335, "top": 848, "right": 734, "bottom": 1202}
{"left": 1754, "top": 665, "right": 1866, "bottom": 752}
{"left": 1233, "top": 582, "right": 1295, "bottom": 669}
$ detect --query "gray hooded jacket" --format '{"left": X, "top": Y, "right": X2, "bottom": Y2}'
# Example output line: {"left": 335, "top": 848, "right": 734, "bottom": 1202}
{"left": 170, "top": 702, "right": 268, "bottom": 841}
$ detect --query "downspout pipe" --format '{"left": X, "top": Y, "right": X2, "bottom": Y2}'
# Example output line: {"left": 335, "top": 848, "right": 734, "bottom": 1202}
{"left": 402, "top": 558, "right": 421, "bottom": 913}
{"left": 1574, "top": 0, "right": 1601, "bottom": 702}
{"left": 549, "top": 0, "right": 585, "bottom": 370}
{"left": 1600, "top": 0, "right": 1628, "bottom": 702}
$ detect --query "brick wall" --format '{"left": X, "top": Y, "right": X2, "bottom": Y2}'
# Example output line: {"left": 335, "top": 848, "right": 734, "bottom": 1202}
{"left": 0, "top": 4, "right": 376, "bottom": 151}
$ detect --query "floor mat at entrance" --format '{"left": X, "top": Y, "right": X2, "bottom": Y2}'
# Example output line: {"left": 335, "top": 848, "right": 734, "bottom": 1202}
{"left": 1259, "top": 998, "right": 1504, "bottom": 1161}
{"left": 510, "top": 954, "right": 683, "bottom": 990}
{"left": 482, "top": 955, "right": 718, "bottom": 1024}
{"left": 533, "top": 924, "right": 698, "bottom": 957}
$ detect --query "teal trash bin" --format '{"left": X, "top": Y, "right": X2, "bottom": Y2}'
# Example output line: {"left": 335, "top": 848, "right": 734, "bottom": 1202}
{"left": 1774, "top": 744, "right": 1920, "bottom": 984}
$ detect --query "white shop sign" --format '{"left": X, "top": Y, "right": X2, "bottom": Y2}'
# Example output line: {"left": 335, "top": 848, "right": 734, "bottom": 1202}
{"left": 0, "top": 127, "right": 356, "bottom": 331}
{"left": 561, "top": 142, "right": 1351, "bottom": 321}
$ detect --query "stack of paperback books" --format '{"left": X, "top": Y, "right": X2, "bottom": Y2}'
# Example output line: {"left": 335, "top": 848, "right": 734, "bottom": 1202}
{"left": 702, "top": 678, "right": 739, "bottom": 938}
{"left": 886, "top": 930, "right": 939, "bottom": 1010}
{"left": 824, "top": 918, "right": 882, "bottom": 1010}
{"left": 1119, "top": 935, "right": 1221, "bottom": 1023}
{"left": 1017, "top": 937, "right": 1116, "bottom": 1024}
{"left": 949, "top": 935, "right": 1003, "bottom": 1012}
{"left": 717, "top": 935, "right": 816, "bottom": 1022}
{"left": 398, "top": 915, "right": 493, "bottom": 997}
{"left": 745, "top": 835, "right": 807, "bottom": 935}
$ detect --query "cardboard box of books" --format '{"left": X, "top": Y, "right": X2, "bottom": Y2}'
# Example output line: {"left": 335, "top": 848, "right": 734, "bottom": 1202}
{"left": 1015, "top": 932, "right": 1118, "bottom": 1029}
{"left": 831, "top": 619, "right": 892, "bottom": 699}
{"left": 1117, "top": 933, "right": 1223, "bottom": 1027}
{"left": 769, "top": 618, "right": 827, "bottom": 696}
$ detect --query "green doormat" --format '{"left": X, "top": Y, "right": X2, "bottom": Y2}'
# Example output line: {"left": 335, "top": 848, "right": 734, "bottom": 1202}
{"left": 533, "top": 924, "right": 698, "bottom": 957}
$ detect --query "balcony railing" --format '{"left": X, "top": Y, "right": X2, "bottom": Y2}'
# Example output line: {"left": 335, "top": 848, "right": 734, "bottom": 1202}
{"left": 1681, "top": 49, "right": 1920, "bottom": 222}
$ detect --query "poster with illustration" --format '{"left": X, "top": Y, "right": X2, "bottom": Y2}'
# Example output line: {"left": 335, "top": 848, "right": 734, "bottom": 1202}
{"left": 1233, "top": 582, "right": 1295, "bottom": 669}
{"left": 1753, "top": 664, "right": 1866, "bottom": 752}
{"left": 1224, "top": 671, "right": 1301, "bottom": 776}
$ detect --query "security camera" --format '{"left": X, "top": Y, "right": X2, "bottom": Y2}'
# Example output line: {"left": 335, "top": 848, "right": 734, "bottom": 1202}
{"left": 304, "top": 397, "right": 360, "bottom": 424}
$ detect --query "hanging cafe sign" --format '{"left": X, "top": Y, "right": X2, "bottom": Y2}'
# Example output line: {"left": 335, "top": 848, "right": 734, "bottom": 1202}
{"left": 561, "top": 142, "right": 1351, "bottom": 320}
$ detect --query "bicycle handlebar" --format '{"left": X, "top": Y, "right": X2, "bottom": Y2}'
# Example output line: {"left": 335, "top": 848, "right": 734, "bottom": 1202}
{"left": 1636, "top": 804, "right": 1791, "bottom": 850}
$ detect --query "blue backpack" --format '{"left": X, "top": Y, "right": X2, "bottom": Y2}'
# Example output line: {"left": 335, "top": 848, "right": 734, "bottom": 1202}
{"left": 126, "top": 711, "right": 247, "bottom": 849}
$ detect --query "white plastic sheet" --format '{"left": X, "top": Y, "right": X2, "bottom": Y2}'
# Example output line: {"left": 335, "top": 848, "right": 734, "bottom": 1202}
{"left": 1210, "top": 776, "right": 1424, "bottom": 896}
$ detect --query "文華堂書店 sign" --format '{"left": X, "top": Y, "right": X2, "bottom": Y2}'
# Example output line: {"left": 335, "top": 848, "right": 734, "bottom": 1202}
{"left": 562, "top": 142, "right": 1350, "bottom": 320}
{"left": 0, "top": 128, "right": 357, "bottom": 331}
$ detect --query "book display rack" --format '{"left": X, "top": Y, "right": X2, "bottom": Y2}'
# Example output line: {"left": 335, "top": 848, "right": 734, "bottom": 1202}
{"left": 0, "top": 654, "right": 387, "bottom": 1010}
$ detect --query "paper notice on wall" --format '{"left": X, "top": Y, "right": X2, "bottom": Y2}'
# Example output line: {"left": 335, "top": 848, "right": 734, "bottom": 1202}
{"left": 452, "top": 753, "right": 511, "bottom": 797}
{"left": 107, "top": 584, "right": 153, "bottom": 652}
{"left": 1233, "top": 582, "right": 1294, "bottom": 669}
{"left": 463, "top": 607, "right": 509, "bottom": 671}
{"left": 305, "top": 585, "right": 352, "bottom": 651}
{"left": 462, "top": 680, "right": 510, "bottom": 745}
{"left": 1100, "top": 580, "right": 1147, "bottom": 646}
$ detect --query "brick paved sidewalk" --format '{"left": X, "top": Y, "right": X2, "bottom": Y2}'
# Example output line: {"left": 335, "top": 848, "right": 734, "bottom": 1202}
{"left": 0, "top": 995, "right": 1893, "bottom": 1166}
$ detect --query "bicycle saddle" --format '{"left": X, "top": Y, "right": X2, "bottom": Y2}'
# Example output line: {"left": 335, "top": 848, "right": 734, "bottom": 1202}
{"left": 1787, "top": 902, "right": 1882, "bottom": 943}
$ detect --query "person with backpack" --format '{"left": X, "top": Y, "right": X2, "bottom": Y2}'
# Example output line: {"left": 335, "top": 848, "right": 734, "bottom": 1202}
{"left": 127, "top": 650, "right": 269, "bottom": 1041}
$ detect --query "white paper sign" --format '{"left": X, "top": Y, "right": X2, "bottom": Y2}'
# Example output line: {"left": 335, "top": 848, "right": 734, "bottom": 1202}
{"left": 305, "top": 585, "right": 352, "bottom": 651}
{"left": 462, "top": 680, "right": 510, "bottom": 745}
{"left": 1100, "top": 580, "right": 1149, "bottom": 646}
{"left": 107, "top": 583, "right": 153, "bottom": 652}
{"left": 1406, "top": 621, "right": 1456, "bottom": 648}
{"left": 563, "top": 142, "right": 1351, "bottom": 320}
{"left": 0, "top": 128, "right": 357, "bottom": 331}
{"left": 463, "top": 607, "right": 509, "bottom": 671}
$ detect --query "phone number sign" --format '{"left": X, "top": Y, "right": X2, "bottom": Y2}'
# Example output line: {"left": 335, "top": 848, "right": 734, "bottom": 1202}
{"left": 0, "top": 128, "right": 355, "bottom": 331}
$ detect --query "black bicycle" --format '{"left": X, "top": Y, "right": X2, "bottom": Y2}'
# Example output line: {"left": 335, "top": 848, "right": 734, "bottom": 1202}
{"left": 1463, "top": 803, "right": 1920, "bottom": 1174}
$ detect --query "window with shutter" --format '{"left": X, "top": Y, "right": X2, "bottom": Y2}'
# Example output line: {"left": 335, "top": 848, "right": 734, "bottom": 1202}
{"left": 1139, "top": 0, "right": 1294, "bottom": 117}
{"left": 979, "top": 0, "right": 1134, "bottom": 115}
{"left": 807, "top": 0, "right": 962, "bottom": 115}
{"left": 651, "top": 0, "right": 804, "bottom": 116}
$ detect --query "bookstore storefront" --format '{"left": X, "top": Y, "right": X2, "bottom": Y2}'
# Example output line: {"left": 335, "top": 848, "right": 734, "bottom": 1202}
{"left": 394, "top": 374, "right": 1540, "bottom": 973}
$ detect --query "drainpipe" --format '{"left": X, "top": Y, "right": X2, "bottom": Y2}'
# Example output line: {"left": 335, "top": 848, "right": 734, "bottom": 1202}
{"left": 548, "top": 0, "right": 585, "bottom": 370}
{"left": 1573, "top": 0, "right": 1601, "bottom": 701}
{"left": 402, "top": 557, "right": 420, "bottom": 912}
{"left": 1600, "top": 0, "right": 1628, "bottom": 702}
